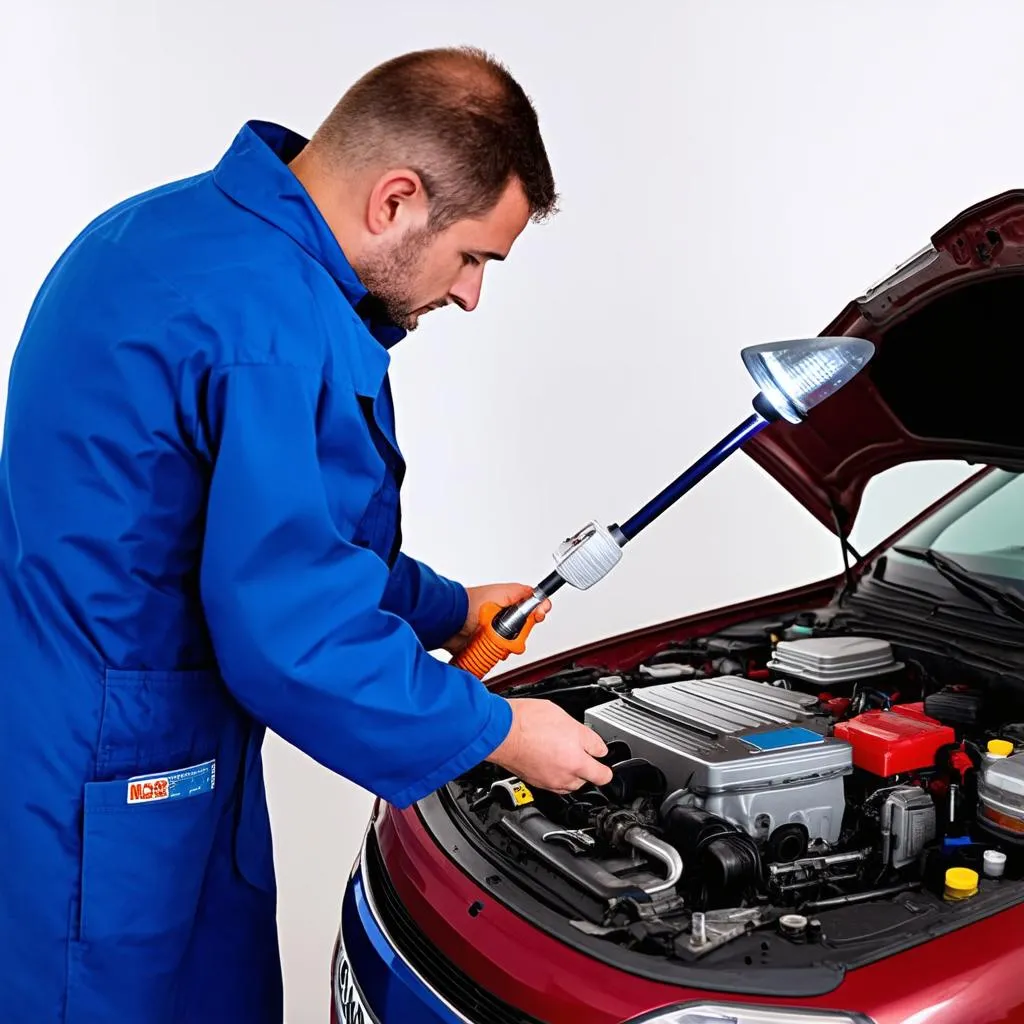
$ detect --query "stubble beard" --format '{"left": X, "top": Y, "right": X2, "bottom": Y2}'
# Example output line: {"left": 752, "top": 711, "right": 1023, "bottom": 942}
{"left": 356, "top": 227, "right": 436, "bottom": 332}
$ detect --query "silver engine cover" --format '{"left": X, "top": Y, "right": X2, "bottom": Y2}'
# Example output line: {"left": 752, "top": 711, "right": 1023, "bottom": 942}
{"left": 766, "top": 635, "right": 903, "bottom": 686}
{"left": 584, "top": 676, "right": 852, "bottom": 846}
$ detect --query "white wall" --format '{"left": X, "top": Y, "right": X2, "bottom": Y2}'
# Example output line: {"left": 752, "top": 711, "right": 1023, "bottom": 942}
{"left": 1, "top": 2, "right": 1013, "bottom": 1019}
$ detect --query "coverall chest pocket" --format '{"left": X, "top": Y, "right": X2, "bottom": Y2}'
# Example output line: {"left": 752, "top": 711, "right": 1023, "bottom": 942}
{"left": 66, "top": 669, "right": 248, "bottom": 1021}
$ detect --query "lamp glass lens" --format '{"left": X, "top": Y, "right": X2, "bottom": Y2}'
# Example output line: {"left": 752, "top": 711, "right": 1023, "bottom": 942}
{"left": 742, "top": 337, "right": 875, "bottom": 423}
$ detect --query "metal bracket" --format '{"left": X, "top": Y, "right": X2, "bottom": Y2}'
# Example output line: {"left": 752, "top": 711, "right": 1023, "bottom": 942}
{"left": 675, "top": 907, "right": 776, "bottom": 958}
{"left": 541, "top": 828, "right": 596, "bottom": 855}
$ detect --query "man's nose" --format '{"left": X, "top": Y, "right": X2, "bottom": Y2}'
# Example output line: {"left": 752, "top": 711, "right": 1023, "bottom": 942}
{"left": 448, "top": 268, "right": 483, "bottom": 312}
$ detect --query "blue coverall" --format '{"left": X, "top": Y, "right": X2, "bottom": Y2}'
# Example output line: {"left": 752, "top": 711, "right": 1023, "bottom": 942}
{"left": 0, "top": 120, "right": 513, "bottom": 1023}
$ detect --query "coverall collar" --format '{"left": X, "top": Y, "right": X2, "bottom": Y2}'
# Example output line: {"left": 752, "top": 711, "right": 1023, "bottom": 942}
{"left": 212, "top": 120, "right": 407, "bottom": 355}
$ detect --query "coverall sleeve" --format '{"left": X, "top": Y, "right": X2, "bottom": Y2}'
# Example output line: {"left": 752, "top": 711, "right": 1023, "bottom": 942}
{"left": 380, "top": 552, "right": 469, "bottom": 652}
{"left": 198, "top": 362, "right": 512, "bottom": 808}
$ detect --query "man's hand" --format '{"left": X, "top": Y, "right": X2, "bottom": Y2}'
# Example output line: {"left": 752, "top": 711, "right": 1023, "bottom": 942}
{"left": 486, "top": 697, "right": 614, "bottom": 793}
{"left": 442, "top": 583, "right": 551, "bottom": 656}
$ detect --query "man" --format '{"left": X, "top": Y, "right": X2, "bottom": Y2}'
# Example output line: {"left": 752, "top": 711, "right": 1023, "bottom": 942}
{"left": 0, "top": 47, "right": 613, "bottom": 1023}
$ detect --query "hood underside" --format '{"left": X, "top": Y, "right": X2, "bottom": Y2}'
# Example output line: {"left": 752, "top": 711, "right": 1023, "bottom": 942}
{"left": 743, "top": 190, "right": 1024, "bottom": 535}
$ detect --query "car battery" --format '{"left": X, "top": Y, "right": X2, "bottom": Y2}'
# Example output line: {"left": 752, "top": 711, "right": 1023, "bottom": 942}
{"left": 833, "top": 708, "right": 956, "bottom": 777}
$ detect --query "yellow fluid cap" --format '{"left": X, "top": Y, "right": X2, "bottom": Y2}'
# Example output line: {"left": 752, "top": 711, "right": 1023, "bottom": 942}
{"left": 944, "top": 867, "right": 979, "bottom": 899}
{"left": 989, "top": 739, "right": 1014, "bottom": 757}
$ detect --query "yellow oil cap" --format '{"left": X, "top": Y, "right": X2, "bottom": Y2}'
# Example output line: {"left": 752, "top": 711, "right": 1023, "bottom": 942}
{"left": 989, "top": 739, "right": 1014, "bottom": 757}
{"left": 944, "top": 867, "right": 979, "bottom": 901}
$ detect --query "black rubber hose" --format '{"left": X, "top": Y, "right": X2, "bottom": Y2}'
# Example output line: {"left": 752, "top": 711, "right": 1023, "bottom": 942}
{"left": 601, "top": 758, "right": 668, "bottom": 803}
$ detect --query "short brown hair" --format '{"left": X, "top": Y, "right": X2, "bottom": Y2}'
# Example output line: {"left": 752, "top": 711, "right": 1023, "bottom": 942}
{"left": 311, "top": 46, "right": 558, "bottom": 230}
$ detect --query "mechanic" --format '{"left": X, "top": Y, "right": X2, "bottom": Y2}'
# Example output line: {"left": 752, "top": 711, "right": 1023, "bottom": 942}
{"left": 0, "top": 46, "right": 613, "bottom": 1023}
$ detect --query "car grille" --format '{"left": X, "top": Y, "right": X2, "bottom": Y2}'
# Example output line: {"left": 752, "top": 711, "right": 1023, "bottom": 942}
{"left": 363, "top": 829, "right": 543, "bottom": 1024}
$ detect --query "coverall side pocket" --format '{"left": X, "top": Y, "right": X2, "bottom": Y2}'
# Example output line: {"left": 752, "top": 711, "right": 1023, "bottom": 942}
{"left": 65, "top": 668, "right": 249, "bottom": 1022}
{"left": 78, "top": 777, "right": 220, "bottom": 944}
{"left": 65, "top": 777, "right": 224, "bottom": 1024}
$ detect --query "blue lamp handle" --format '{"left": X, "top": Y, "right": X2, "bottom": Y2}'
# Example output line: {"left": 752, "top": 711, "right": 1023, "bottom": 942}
{"left": 456, "top": 411, "right": 771, "bottom": 678}
{"left": 617, "top": 412, "right": 769, "bottom": 541}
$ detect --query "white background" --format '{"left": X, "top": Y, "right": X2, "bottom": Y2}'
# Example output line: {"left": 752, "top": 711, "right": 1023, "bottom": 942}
{"left": 1, "top": 2, "right": 1009, "bottom": 1019}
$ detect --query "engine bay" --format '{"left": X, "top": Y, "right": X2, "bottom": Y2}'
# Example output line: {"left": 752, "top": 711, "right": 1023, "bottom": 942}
{"left": 445, "top": 614, "right": 1024, "bottom": 971}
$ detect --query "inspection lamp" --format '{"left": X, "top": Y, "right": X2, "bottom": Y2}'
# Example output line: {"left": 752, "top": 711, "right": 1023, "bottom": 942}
{"left": 744, "top": 336, "right": 875, "bottom": 426}
{"left": 453, "top": 336, "right": 876, "bottom": 680}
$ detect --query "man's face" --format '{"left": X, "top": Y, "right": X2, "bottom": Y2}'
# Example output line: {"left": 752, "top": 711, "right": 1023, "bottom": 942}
{"left": 358, "top": 178, "right": 531, "bottom": 331}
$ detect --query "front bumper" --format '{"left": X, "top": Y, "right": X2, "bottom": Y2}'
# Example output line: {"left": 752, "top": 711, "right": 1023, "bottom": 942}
{"left": 333, "top": 836, "right": 470, "bottom": 1024}
{"left": 335, "top": 818, "right": 546, "bottom": 1024}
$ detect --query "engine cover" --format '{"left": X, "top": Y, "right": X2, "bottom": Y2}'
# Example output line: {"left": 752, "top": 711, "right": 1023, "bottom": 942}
{"left": 584, "top": 676, "right": 852, "bottom": 846}
{"left": 766, "top": 635, "right": 903, "bottom": 687}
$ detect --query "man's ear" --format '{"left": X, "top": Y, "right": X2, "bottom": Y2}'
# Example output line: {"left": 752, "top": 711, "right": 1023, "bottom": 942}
{"left": 365, "top": 168, "right": 427, "bottom": 236}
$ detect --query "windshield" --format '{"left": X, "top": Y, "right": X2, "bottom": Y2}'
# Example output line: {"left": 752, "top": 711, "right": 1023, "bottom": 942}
{"left": 888, "top": 469, "right": 1024, "bottom": 592}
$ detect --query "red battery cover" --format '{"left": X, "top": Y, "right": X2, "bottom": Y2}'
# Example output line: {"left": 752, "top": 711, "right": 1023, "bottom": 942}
{"left": 891, "top": 701, "right": 931, "bottom": 723}
{"left": 833, "top": 706, "right": 956, "bottom": 777}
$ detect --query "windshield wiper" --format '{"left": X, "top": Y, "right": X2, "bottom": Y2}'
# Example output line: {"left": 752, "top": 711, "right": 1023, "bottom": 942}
{"left": 892, "top": 545, "right": 1024, "bottom": 626}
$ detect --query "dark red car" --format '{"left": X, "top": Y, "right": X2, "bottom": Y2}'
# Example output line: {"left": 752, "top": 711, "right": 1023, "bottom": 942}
{"left": 331, "top": 190, "right": 1024, "bottom": 1024}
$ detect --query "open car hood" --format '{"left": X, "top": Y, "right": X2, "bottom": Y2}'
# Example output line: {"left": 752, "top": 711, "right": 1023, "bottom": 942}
{"left": 743, "top": 189, "right": 1024, "bottom": 536}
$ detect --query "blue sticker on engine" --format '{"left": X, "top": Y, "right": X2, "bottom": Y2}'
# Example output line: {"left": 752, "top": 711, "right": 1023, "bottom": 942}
{"left": 743, "top": 727, "right": 824, "bottom": 751}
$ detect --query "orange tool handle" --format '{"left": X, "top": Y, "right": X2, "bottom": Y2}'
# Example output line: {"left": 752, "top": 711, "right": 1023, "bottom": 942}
{"left": 451, "top": 601, "right": 541, "bottom": 679}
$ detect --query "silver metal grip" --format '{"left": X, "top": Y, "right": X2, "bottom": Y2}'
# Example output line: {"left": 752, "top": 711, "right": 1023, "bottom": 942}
{"left": 492, "top": 589, "right": 547, "bottom": 641}
{"left": 552, "top": 521, "right": 624, "bottom": 590}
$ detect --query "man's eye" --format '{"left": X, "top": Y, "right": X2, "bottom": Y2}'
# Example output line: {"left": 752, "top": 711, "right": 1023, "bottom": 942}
{"left": 462, "top": 253, "right": 480, "bottom": 266}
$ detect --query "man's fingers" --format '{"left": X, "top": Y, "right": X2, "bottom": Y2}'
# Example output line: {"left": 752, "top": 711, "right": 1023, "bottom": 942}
{"left": 578, "top": 758, "right": 614, "bottom": 786}
{"left": 581, "top": 727, "right": 609, "bottom": 760}
{"left": 578, "top": 728, "right": 614, "bottom": 786}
